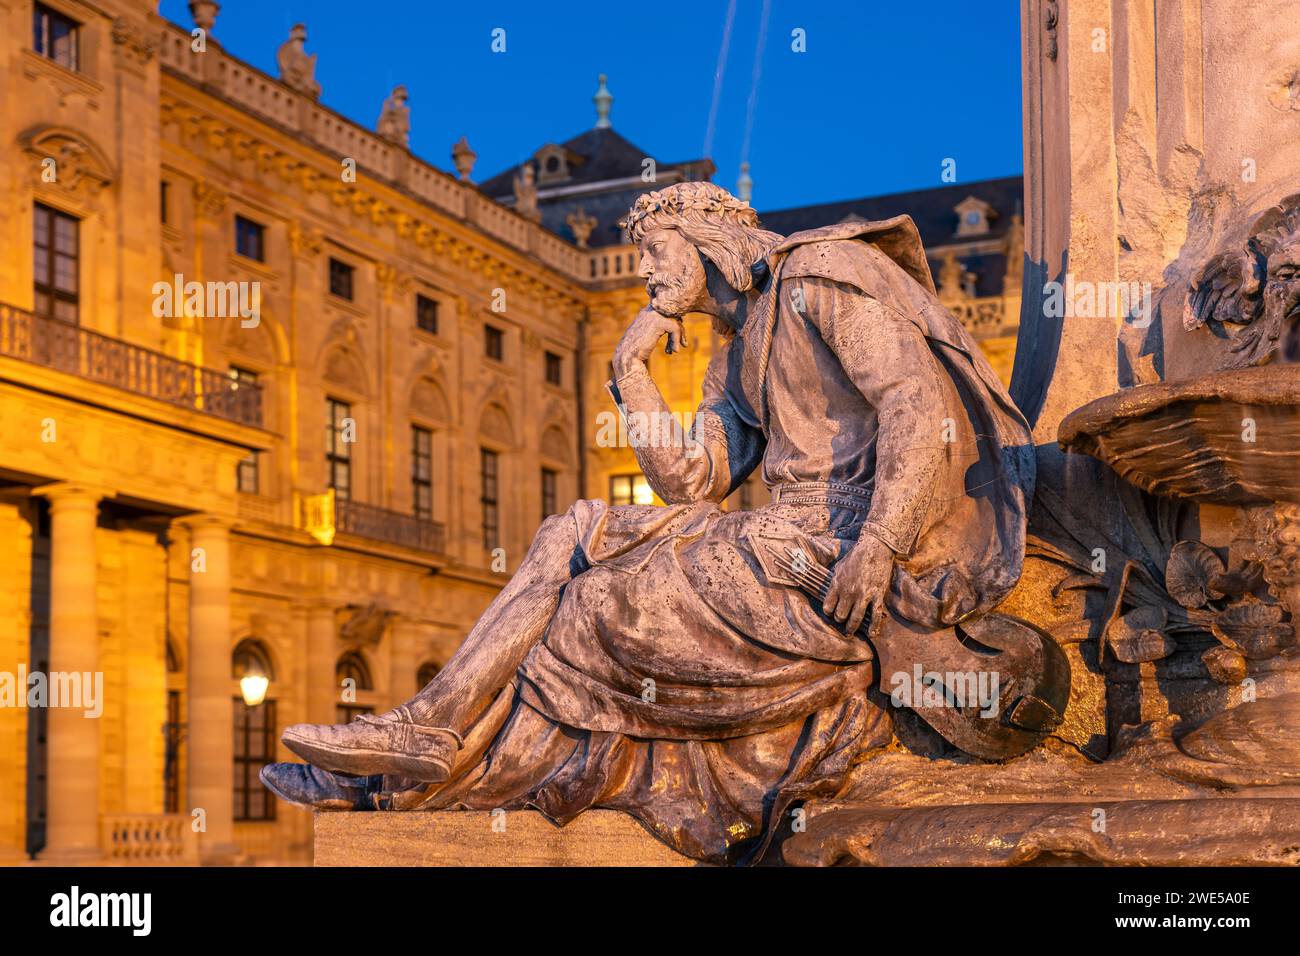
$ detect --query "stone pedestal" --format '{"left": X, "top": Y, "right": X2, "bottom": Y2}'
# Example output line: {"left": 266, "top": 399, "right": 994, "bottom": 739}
{"left": 313, "top": 810, "right": 700, "bottom": 866}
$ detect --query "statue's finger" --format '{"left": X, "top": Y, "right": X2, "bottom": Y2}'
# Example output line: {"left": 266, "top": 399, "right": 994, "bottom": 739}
{"left": 846, "top": 600, "right": 867, "bottom": 636}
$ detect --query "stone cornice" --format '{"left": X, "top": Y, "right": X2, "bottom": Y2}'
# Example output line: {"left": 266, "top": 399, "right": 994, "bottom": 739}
{"left": 161, "top": 90, "right": 587, "bottom": 319}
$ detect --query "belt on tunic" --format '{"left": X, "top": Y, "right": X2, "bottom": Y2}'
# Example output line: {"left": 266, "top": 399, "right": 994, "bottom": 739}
{"left": 769, "top": 480, "right": 872, "bottom": 512}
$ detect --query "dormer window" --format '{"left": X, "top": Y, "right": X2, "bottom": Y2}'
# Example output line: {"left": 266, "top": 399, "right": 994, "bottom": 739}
{"left": 953, "top": 197, "right": 997, "bottom": 238}
{"left": 533, "top": 144, "right": 571, "bottom": 185}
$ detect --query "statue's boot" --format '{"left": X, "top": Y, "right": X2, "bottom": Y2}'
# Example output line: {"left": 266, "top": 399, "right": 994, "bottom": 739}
{"left": 280, "top": 706, "right": 462, "bottom": 783}
{"left": 260, "top": 763, "right": 384, "bottom": 810}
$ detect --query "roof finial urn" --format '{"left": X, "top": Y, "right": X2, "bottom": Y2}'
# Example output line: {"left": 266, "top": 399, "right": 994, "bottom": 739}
{"left": 452, "top": 136, "right": 477, "bottom": 181}
{"left": 593, "top": 74, "right": 612, "bottom": 129}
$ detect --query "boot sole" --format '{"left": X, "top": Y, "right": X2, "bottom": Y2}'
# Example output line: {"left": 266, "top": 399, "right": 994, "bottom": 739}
{"left": 281, "top": 731, "right": 452, "bottom": 784}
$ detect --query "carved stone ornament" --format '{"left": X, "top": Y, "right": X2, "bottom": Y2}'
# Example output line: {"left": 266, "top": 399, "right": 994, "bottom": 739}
{"left": 22, "top": 126, "right": 113, "bottom": 198}
{"left": 377, "top": 86, "right": 410, "bottom": 148}
{"left": 339, "top": 603, "right": 396, "bottom": 651}
{"left": 277, "top": 23, "right": 321, "bottom": 100}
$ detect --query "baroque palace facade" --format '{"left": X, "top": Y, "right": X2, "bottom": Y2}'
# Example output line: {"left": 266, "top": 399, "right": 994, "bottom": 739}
{"left": 0, "top": 0, "right": 1024, "bottom": 864}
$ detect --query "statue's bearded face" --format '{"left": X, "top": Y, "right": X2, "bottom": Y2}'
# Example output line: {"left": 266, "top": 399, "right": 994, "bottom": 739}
{"left": 637, "top": 228, "right": 709, "bottom": 318}
{"left": 1265, "top": 233, "right": 1300, "bottom": 361}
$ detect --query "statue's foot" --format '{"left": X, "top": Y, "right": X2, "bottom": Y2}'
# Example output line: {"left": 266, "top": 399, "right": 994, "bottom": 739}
{"left": 260, "top": 762, "right": 383, "bottom": 810}
{"left": 280, "top": 706, "right": 461, "bottom": 783}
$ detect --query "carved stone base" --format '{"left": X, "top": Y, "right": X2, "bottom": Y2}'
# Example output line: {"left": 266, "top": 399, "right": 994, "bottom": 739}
{"left": 313, "top": 810, "right": 700, "bottom": 867}
{"left": 783, "top": 797, "right": 1300, "bottom": 866}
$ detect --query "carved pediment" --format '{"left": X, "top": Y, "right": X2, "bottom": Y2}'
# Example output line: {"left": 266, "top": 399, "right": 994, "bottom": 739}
{"left": 409, "top": 375, "right": 451, "bottom": 424}
{"left": 479, "top": 402, "right": 514, "bottom": 446}
{"left": 322, "top": 345, "right": 368, "bottom": 397}
{"left": 21, "top": 125, "right": 113, "bottom": 198}
{"left": 540, "top": 425, "right": 571, "bottom": 466}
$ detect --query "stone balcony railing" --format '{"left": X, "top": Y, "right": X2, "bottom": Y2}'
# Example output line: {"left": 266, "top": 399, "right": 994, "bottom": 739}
{"left": 0, "top": 304, "right": 263, "bottom": 427}
{"left": 946, "top": 296, "right": 1018, "bottom": 340}
{"left": 299, "top": 488, "right": 446, "bottom": 554}
{"left": 101, "top": 814, "right": 199, "bottom": 865}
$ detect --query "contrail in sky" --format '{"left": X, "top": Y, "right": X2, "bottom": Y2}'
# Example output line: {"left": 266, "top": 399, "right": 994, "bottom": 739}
{"left": 702, "top": 0, "right": 737, "bottom": 158}
{"left": 740, "top": 0, "right": 772, "bottom": 168}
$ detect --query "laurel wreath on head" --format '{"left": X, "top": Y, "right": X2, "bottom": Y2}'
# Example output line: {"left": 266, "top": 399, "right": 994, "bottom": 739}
{"left": 622, "top": 184, "right": 759, "bottom": 240}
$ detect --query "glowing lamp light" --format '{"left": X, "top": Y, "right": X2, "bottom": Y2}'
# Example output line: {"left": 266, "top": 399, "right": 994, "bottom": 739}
{"left": 240, "top": 672, "right": 269, "bottom": 708}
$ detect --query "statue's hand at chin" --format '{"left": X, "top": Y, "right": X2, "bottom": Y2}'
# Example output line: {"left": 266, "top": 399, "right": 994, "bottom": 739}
{"left": 613, "top": 305, "right": 688, "bottom": 377}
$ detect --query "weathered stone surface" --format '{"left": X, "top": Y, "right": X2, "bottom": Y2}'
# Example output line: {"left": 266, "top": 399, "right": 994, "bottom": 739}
{"left": 783, "top": 798, "right": 1300, "bottom": 866}
{"left": 313, "top": 810, "right": 700, "bottom": 867}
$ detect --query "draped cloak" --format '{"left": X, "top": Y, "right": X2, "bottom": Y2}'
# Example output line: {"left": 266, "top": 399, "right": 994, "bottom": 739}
{"left": 416, "top": 219, "right": 1035, "bottom": 864}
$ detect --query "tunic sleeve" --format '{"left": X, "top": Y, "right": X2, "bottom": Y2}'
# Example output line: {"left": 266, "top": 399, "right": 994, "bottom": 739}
{"left": 607, "top": 345, "right": 764, "bottom": 505}
{"left": 788, "top": 275, "right": 948, "bottom": 557}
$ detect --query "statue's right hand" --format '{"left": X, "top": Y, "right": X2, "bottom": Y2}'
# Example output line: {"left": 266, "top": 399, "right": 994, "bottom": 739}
{"left": 613, "top": 306, "right": 687, "bottom": 378}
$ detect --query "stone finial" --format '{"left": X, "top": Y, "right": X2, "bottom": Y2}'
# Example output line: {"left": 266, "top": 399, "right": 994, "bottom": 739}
{"left": 938, "top": 251, "right": 970, "bottom": 303}
{"left": 189, "top": 0, "right": 219, "bottom": 32}
{"left": 593, "top": 74, "right": 612, "bottom": 129}
{"left": 377, "top": 85, "right": 410, "bottom": 148}
{"left": 277, "top": 23, "right": 320, "bottom": 100}
{"left": 513, "top": 164, "right": 540, "bottom": 222}
{"left": 566, "top": 208, "right": 597, "bottom": 248}
{"left": 452, "top": 136, "right": 477, "bottom": 181}
{"left": 736, "top": 162, "right": 753, "bottom": 203}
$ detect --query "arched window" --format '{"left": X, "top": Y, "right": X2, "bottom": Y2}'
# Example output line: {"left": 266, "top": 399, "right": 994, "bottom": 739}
{"left": 232, "top": 638, "right": 275, "bottom": 682}
{"left": 336, "top": 651, "right": 374, "bottom": 723}
{"left": 231, "top": 639, "right": 276, "bottom": 822}
{"left": 416, "top": 661, "right": 440, "bottom": 693}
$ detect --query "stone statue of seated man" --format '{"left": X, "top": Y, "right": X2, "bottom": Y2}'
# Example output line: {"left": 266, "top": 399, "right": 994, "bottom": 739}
{"left": 263, "top": 182, "right": 1054, "bottom": 865}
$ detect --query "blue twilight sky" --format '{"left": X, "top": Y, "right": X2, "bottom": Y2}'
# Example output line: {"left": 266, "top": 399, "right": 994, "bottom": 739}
{"left": 157, "top": 0, "right": 1023, "bottom": 211}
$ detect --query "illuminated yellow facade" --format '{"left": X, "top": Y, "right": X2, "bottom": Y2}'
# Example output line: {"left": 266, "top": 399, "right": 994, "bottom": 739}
{"left": 0, "top": 0, "right": 1020, "bottom": 865}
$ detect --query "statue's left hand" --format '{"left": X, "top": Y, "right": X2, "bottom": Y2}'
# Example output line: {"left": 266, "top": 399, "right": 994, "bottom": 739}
{"left": 823, "top": 533, "right": 895, "bottom": 640}
{"left": 612, "top": 306, "right": 688, "bottom": 377}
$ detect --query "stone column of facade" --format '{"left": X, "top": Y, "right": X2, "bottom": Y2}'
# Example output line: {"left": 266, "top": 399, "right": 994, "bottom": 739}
{"left": 179, "top": 514, "right": 238, "bottom": 864}
{"left": 0, "top": 502, "right": 30, "bottom": 861}
{"left": 35, "top": 484, "right": 103, "bottom": 863}
{"left": 305, "top": 603, "right": 337, "bottom": 725}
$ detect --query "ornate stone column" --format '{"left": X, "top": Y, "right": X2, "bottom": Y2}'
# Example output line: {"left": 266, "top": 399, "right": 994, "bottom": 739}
{"left": 178, "top": 514, "right": 238, "bottom": 864}
{"left": 35, "top": 484, "right": 103, "bottom": 863}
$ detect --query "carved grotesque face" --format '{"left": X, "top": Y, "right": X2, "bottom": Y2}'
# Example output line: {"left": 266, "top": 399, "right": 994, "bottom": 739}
{"left": 637, "top": 228, "right": 709, "bottom": 318}
{"left": 1264, "top": 233, "right": 1300, "bottom": 361}
{"left": 1178, "top": 202, "right": 1300, "bottom": 374}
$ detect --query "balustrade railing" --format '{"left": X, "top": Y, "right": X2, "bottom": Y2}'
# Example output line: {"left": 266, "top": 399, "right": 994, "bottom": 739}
{"left": 335, "top": 497, "right": 446, "bottom": 554}
{"left": 101, "top": 814, "right": 199, "bottom": 865}
{"left": 0, "top": 305, "right": 262, "bottom": 427}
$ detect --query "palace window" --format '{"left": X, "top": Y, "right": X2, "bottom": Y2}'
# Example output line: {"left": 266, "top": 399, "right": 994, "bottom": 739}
{"left": 33, "top": 3, "right": 78, "bottom": 71}
{"left": 412, "top": 425, "right": 432, "bottom": 520}
{"left": 231, "top": 368, "right": 260, "bottom": 492}
{"left": 232, "top": 640, "right": 276, "bottom": 822}
{"left": 326, "top": 397, "right": 352, "bottom": 500}
{"left": 609, "top": 473, "right": 653, "bottom": 506}
{"left": 235, "top": 215, "right": 266, "bottom": 262}
{"left": 484, "top": 324, "right": 504, "bottom": 361}
{"left": 160, "top": 181, "right": 170, "bottom": 225}
{"left": 33, "top": 203, "right": 79, "bottom": 324}
{"left": 545, "top": 351, "right": 563, "bottom": 386}
{"left": 328, "top": 257, "right": 354, "bottom": 300}
{"left": 416, "top": 293, "right": 439, "bottom": 335}
{"left": 335, "top": 651, "right": 373, "bottom": 724}
{"left": 541, "top": 467, "right": 558, "bottom": 520}
{"left": 480, "top": 448, "right": 500, "bottom": 551}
